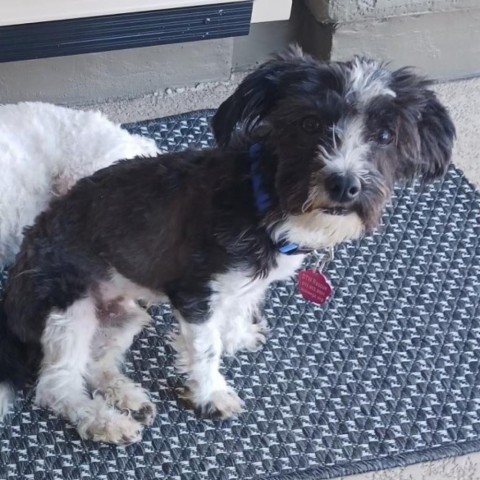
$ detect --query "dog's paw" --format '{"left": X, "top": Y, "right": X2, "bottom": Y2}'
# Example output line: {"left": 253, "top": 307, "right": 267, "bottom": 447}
{"left": 243, "top": 319, "right": 269, "bottom": 352}
{"left": 101, "top": 377, "right": 156, "bottom": 426}
{"left": 198, "top": 388, "right": 245, "bottom": 419}
{"left": 78, "top": 408, "right": 143, "bottom": 445}
{"left": 131, "top": 402, "right": 157, "bottom": 426}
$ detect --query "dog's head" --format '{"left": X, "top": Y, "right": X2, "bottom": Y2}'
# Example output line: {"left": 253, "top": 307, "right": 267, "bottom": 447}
{"left": 212, "top": 46, "right": 455, "bottom": 234}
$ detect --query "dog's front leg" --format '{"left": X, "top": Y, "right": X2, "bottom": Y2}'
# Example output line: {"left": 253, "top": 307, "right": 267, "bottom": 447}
{"left": 172, "top": 307, "right": 244, "bottom": 419}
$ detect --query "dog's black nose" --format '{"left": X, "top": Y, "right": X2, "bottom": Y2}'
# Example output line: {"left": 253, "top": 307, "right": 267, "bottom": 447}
{"left": 327, "top": 173, "right": 361, "bottom": 203}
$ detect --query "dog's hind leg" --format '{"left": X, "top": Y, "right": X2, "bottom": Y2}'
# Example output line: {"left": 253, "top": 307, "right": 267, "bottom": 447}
{"left": 35, "top": 296, "right": 144, "bottom": 444}
{"left": 88, "top": 299, "right": 156, "bottom": 426}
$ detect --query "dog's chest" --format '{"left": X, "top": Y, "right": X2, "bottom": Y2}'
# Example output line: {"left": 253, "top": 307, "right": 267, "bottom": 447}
{"left": 211, "top": 254, "right": 304, "bottom": 309}
{"left": 267, "top": 253, "right": 305, "bottom": 283}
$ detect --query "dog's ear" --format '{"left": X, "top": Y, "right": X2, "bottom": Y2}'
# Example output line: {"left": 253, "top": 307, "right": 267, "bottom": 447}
{"left": 392, "top": 69, "right": 456, "bottom": 182}
{"left": 211, "top": 45, "right": 317, "bottom": 147}
{"left": 415, "top": 91, "right": 456, "bottom": 181}
{"left": 211, "top": 66, "right": 279, "bottom": 147}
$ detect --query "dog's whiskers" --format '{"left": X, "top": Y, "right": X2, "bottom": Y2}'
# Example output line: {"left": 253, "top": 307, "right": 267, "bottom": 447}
{"left": 13, "top": 268, "right": 39, "bottom": 279}
{"left": 332, "top": 125, "right": 338, "bottom": 150}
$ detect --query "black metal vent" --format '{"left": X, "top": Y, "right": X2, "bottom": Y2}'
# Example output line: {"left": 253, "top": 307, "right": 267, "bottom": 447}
{"left": 0, "top": 1, "right": 253, "bottom": 63}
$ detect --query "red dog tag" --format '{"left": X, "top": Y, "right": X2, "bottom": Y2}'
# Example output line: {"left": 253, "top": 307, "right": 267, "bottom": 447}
{"left": 298, "top": 269, "right": 333, "bottom": 305}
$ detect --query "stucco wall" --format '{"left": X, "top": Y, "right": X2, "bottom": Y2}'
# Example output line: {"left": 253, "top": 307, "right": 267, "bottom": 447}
{"left": 306, "top": 0, "right": 478, "bottom": 22}
{"left": 0, "top": 39, "right": 234, "bottom": 104}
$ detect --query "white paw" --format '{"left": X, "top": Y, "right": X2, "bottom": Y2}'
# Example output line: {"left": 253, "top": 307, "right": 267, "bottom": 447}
{"left": 243, "top": 320, "right": 269, "bottom": 352}
{"left": 78, "top": 403, "right": 143, "bottom": 444}
{"left": 130, "top": 402, "right": 157, "bottom": 426}
{"left": 101, "top": 378, "right": 157, "bottom": 426}
{"left": 183, "top": 387, "right": 245, "bottom": 419}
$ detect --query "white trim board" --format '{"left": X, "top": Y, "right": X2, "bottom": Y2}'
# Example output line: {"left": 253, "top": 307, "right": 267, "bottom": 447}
{"left": 0, "top": 0, "right": 291, "bottom": 27}
{"left": 253, "top": 0, "right": 292, "bottom": 23}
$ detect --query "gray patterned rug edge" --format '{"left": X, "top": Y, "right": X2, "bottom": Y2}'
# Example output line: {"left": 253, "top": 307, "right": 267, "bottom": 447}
{"left": 266, "top": 439, "right": 480, "bottom": 479}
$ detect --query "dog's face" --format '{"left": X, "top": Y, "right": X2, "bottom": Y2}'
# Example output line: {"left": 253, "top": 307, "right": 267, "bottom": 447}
{"left": 212, "top": 47, "right": 456, "bottom": 233}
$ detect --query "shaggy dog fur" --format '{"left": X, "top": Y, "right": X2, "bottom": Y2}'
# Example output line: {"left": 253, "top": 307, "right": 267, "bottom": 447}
{"left": 0, "top": 102, "right": 158, "bottom": 266}
{"left": 0, "top": 48, "right": 455, "bottom": 443}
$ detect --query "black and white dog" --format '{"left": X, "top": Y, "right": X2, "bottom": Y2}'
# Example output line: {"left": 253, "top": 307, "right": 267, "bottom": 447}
{"left": 0, "top": 47, "right": 455, "bottom": 444}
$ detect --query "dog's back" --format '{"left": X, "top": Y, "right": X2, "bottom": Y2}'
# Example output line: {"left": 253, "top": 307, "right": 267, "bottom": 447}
{"left": 1, "top": 148, "right": 226, "bottom": 359}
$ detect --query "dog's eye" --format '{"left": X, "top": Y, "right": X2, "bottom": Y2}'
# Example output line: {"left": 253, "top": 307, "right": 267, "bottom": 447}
{"left": 301, "top": 116, "right": 322, "bottom": 133}
{"left": 376, "top": 129, "right": 394, "bottom": 145}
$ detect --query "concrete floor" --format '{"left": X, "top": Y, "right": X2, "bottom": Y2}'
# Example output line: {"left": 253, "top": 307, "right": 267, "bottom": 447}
{"left": 87, "top": 75, "right": 480, "bottom": 480}
{"left": 82, "top": 76, "right": 244, "bottom": 126}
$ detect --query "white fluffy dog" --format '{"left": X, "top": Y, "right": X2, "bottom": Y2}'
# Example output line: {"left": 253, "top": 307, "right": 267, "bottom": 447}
{"left": 0, "top": 102, "right": 159, "bottom": 266}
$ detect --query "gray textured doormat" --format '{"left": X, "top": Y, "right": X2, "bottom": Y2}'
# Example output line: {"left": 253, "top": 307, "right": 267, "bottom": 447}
{"left": 1, "top": 110, "right": 480, "bottom": 480}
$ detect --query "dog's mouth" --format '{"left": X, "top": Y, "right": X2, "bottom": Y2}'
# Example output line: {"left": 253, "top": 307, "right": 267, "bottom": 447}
{"left": 317, "top": 206, "right": 350, "bottom": 216}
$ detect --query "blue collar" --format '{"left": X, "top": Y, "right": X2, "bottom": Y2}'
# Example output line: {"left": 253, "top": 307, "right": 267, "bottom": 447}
{"left": 248, "top": 143, "right": 271, "bottom": 214}
{"left": 248, "top": 143, "right": 311, "bottom": 256}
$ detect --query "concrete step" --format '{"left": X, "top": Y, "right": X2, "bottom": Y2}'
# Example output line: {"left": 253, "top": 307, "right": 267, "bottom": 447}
{"left": 299, "top": 0, "right": 480, "bottom": 80}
